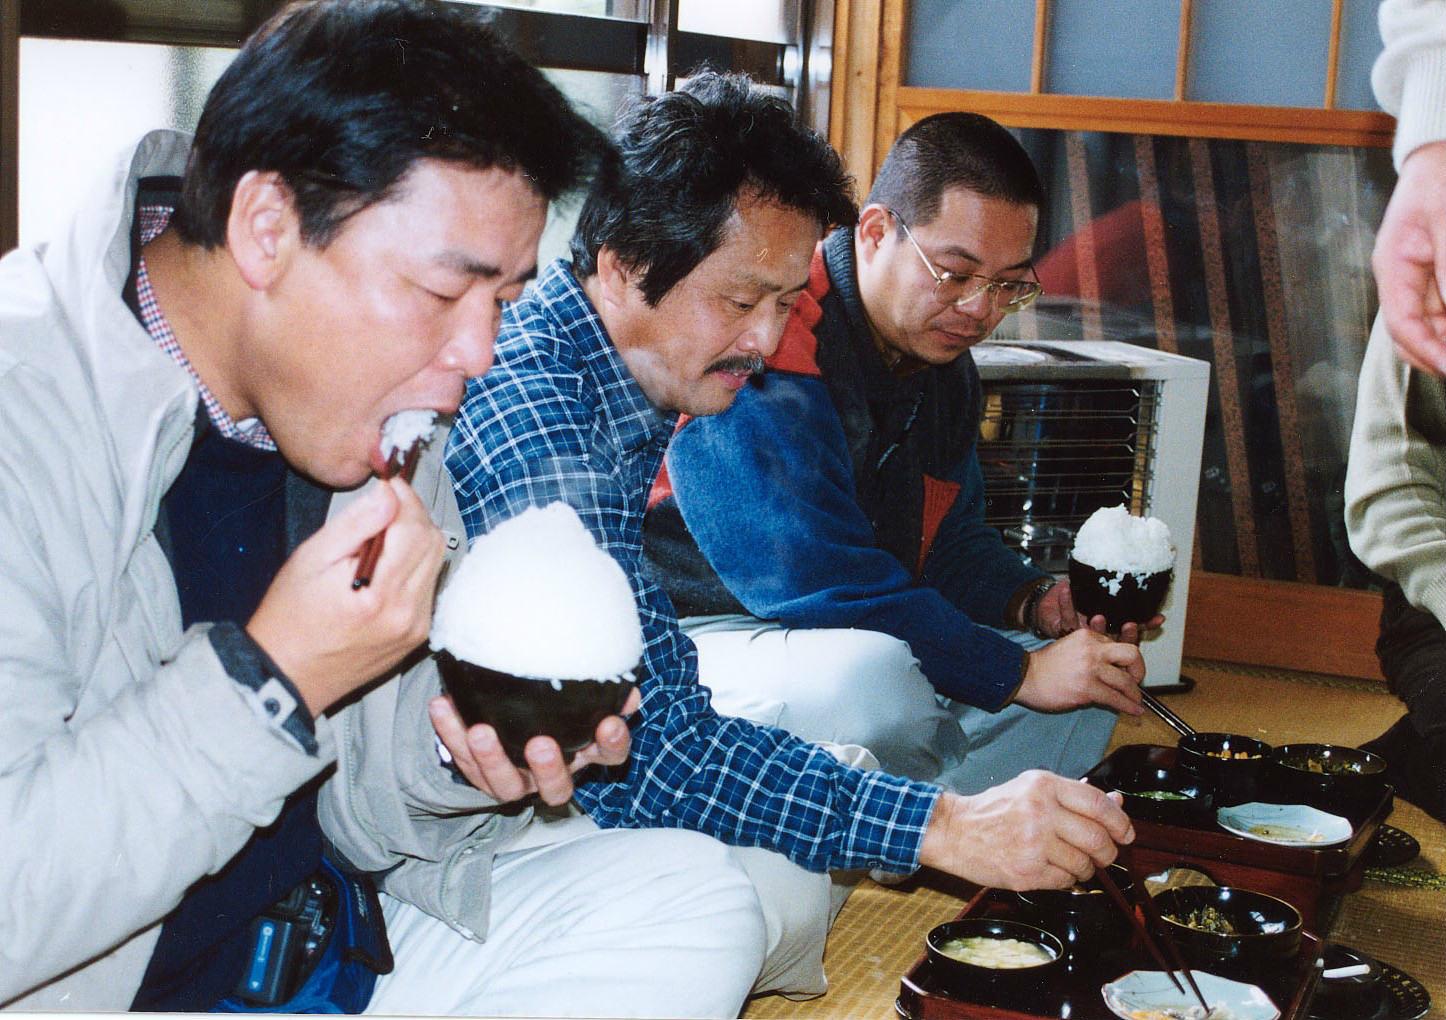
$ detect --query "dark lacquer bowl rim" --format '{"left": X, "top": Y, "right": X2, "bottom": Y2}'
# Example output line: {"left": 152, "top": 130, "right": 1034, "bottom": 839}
{"left": 1152, "top": 885, "right": 1303, "bottom": 946}
{"left": 1272, "top": 742, "right": 1389, "bottom": 778}
{"left": 926, "top": 918, "right": 1065, "bottom": 981}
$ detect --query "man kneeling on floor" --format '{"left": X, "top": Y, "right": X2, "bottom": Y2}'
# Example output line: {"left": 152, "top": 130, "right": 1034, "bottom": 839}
{"left": 644, "top": 112, "right": 1157, "bottom": 794}
{"left": 387, "top": 71, "right": 1139, "bottom": 1016}
{"left": 0, "top": 0, "right": 624, "bottom": 1011}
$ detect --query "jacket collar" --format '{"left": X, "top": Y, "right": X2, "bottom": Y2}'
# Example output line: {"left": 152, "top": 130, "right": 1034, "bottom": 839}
{"left": 42, "top": 130, "right": 200, "bottom": 559}
{"left": 820, "top": 227, "right": 927, "bottom": 404}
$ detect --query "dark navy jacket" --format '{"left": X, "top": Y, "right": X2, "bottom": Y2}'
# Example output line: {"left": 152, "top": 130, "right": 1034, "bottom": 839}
{"left": 644, "top": 228, "right": 1045, "bottom": 710}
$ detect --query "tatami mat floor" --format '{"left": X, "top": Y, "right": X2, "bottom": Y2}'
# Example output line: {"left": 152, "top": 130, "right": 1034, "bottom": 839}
{"left": 742, "top": 659, "right": 1446, "bottom": 1019}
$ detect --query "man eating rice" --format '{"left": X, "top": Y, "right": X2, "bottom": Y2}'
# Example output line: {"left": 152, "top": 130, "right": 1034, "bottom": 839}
{"left": 0, "top": 0, "right": 632, "bottom": 1011}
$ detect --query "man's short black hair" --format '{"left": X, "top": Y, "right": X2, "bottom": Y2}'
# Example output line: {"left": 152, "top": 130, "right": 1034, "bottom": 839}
{"left": 570, "top": 70, "right": 857, "bottom": 307}
{"left": 174, "top": 0, "right": 610, "bottom": 249}
{"left": 865, "top": 112, "right": 1043, "bottom": 228}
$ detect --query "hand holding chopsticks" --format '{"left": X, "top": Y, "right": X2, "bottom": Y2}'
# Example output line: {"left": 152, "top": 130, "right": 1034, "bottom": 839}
{"left": 352, "top": 439, "right": 423, "bottom": 589}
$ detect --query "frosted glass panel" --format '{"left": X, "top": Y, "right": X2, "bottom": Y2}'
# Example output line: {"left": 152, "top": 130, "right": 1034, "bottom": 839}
{"left": 678, "top": 0, "right": 798, "bottom": 44}
{"left": 1045, "top": 0, "right": 1179, "bottom": 99}
{"left": 537, "top": 69, "right": 644, "bottom": 266}
{"left": 1335, "top": 0, "right": 1385, "bottom": 111}
{"left": 905, "top": 0, "right": 1035, "bottom": 92}
{"left": 1189, "top": 0, "right": 1331, "bottom": 106}
{"left": 468, "top": 0, "right": 646, "bottom": 18}
{"left": 18, "top": 38, "right": 235, "bottom": 248}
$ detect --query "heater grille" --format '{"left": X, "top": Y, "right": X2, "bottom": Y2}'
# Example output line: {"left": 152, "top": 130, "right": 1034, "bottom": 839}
{"left": 977, "top": 379, "right": 1161, "bottom": 573}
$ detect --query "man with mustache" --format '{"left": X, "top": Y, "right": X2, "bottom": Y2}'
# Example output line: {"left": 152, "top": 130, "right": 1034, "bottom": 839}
{"left": 435, "top": 75, "right": 1135, "bottom": 1009}
{"left": 644, "top": 112, "right": 1153, "bottom": 794}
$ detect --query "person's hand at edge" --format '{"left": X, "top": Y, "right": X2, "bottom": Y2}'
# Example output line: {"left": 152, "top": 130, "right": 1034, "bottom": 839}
{"left": 1374, "top": 140, "right": 1446, "bottom": 374}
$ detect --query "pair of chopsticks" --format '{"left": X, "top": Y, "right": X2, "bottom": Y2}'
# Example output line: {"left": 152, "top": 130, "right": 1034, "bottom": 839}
{"left": 1139, "top": 686, "right": 1198, "bottom": 739}
{"left": 1093, "top": 852, "right": 1212, "bottom": 1015}
{"left": 352, "top": 440, "right": 424, "bottom": 589}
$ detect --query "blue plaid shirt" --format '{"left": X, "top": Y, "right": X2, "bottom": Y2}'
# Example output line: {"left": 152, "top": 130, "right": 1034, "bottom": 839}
{"left": 447, "top": 260, "right": 941, "bottom": 874}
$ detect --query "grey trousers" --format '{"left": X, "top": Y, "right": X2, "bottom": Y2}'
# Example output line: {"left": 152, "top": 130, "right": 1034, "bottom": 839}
{"left": 682, "top": 614, "right": 1118, "bottom": 794}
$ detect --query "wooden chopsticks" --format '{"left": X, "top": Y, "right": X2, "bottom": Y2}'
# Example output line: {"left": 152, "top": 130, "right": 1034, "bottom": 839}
{"left": 1131, "top": 869, "right": 1212, "bottom": 1014}
{"left": 352, "top": 441, "right": 423, "bottom": 590}
{"left": 1093, "top": 857, "right": 1212, "bottom": 1014}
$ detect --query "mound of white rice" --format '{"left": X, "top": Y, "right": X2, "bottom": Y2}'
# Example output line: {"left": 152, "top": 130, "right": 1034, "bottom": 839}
{"left": 430, "top": 502, "right": 642, "bottom": 685}
{"left": 380, "top": 409, "right": 437, "bottom": 464}
{"left": 1072, "top": 504, "right": 1174, "bottom": 591}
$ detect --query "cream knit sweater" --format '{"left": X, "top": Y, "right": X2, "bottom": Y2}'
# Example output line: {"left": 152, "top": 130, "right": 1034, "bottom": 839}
{"left": 1374, "top": 0, "right": 1446, "bottom": 168}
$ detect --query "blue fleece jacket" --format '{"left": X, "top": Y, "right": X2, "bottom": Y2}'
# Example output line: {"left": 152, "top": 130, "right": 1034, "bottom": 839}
{"left": 644, "top": 229, "right": 1046, "bottom": 710}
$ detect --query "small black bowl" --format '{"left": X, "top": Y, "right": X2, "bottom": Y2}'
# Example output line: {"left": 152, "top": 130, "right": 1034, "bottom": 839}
{"left": 926, "top": 919, "right": 1063, "bottom": 1007}
{"left": 1177, "top": 731, "right": 1273, "bottom": 806}
{"left": 1152, "top": 885, "right": 1302, "bottom": 979}
{"left": 435, "top": 650, "right": 634, "bottom": 767}
{"left": 1312, "top": 943, "right": 1386, "bottom": 1017}
{"left": 1016, "top": 864, "right": 1135, "bottom": 963}
{"left": 1110, "top": 765, "right": 1215, "bottom": 826}
{"left": 1067, "top": 557, "right": 1172, "bottom": 631}
{"left": 1272, "top": 743, "right": 1390, "bottom": 816}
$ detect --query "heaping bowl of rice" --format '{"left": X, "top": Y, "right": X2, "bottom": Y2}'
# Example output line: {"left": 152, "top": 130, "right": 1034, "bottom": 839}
{"left": 1068, "top": 505, "right": 1175, "bottom": 631}
{"left": 430, "top": 502, "right": 641, "bottom": 766}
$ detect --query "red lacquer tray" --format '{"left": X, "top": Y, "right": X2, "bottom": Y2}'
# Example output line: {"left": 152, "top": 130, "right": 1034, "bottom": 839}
{"left": 1084, "top": 744, "right": 1393, "bottom": 929}
{"left": 896, "top": 886, "right": 1323, "bottom": 1020}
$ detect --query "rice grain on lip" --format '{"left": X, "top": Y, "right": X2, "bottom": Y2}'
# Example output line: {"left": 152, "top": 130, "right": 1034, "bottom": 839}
{"left": 1071, "top": 505, "right": 1174, "bottom": 592}
{"left": 430, "top": 502, "right": 642, "bottom": 685}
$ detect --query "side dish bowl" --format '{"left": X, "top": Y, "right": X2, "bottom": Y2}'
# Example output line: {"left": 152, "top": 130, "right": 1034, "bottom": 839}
{"left": 1108, "top": 764, "right": 1215, "bottom": 826}
{"left": 1177, "top": 731, "right": 1273, "bottom": 806}
{"left": 1270, "top": 742, "right": 1389, "bottom": 815}
{"left": 1151, "top": 885, "right": 1302, "bottom": 978}
{"left": 1016, "top": 864, "right": 1135, "bottom": 964}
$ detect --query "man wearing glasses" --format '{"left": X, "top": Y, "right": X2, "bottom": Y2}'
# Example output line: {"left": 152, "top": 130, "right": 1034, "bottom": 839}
{"left": 644, "top": 112, "right": 1149, "bottom": 794}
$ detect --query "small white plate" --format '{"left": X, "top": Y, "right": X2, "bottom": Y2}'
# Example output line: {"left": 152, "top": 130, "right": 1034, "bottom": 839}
{"left": 1215, "top": 802, "right": 1352, "bottom": 847}
{"left": 1101, "top": 968, "right": 1280, "bottom": 1019}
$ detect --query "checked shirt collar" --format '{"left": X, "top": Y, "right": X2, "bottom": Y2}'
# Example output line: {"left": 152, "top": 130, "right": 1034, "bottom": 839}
{"left": 534, "top": 260, "right": 675, "bottom": 459}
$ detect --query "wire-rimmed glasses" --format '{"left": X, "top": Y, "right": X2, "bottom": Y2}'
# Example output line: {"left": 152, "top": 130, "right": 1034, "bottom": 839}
{"left": 889, "top": 209, "right": 1042, "bottom": 313}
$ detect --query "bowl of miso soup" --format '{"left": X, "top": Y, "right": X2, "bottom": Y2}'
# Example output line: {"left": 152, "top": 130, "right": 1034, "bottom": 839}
{"left": 927, "top": 918, "right": 1063, "bottom": 1002}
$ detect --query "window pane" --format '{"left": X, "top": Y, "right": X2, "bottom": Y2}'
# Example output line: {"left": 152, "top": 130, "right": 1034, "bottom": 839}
{"left": 1001, "top": 127, "right": 1392, "bottom": 585}
{"left": 677, "top": 0, "right": 797, "bottom": 45}
{"left": 905, "top": 0, "right": 1035, "bottom": 92}
{"left": 18, "top": 40, "right": 637, "bottom": 270}
{"left": 1188, "top": 0, "right": 1331, "bottom": 106}
{"left": 1046, "top": 0, "right": 1179, "bottom": 99}
{"left": 1334, "top": 0, "right": 1384, "bottom": 111}
{"left": 18, "top": 38, "right": 235, "bottom": 247}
